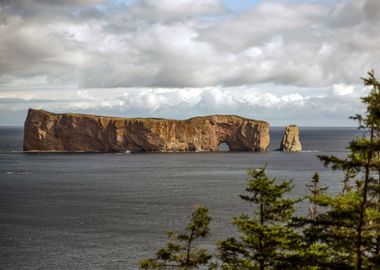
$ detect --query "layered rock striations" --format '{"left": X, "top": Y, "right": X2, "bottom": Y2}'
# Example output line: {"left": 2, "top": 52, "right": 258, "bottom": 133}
{"left": 280, "top": 125, "right": 302, "bottom": 152}
{"left": 23, "top": 109, "right": 270, "bottom": 152}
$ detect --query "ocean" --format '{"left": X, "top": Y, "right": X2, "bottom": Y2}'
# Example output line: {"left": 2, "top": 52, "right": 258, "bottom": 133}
{"left": 0, "top": 127, "right": 362, "bottom": 269}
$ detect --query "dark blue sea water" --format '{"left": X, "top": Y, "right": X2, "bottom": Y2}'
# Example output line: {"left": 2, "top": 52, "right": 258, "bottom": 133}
{"left": 0, "top": 127, "right": 363, "bottom": 269}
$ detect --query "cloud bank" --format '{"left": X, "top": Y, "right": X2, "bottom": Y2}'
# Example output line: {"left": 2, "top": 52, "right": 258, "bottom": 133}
{"left": 0, "top": 84, "right": 369, "bottom": 126}
{"left": 0, "top": 0, "right": 379, "bottom": 125}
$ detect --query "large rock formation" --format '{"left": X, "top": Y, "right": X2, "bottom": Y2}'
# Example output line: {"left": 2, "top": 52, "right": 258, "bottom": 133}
{"left": 280, "top": 125, "right": 302, "bottom": 152}
{"left": 23, "top": 109, "right": 270, "bottom": 152}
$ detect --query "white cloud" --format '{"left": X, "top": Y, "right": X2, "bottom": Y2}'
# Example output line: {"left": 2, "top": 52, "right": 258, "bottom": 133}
{"left": 1, "top": 0, "right": 379, "bottom": 89}
{"left": 331, "top": 84, "right": 354, "bottom": 96}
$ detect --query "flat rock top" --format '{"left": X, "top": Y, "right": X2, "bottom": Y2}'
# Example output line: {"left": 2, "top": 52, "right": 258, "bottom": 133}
{"left": 28, "top": 109, "right": 268, "bottom": 125}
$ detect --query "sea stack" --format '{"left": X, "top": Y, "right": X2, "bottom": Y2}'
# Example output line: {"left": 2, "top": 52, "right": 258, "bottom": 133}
{"left": 280, "top": 125, "right": 302, "bottom": 152}
{"left": 23, "top": 109, "right": 270, "bottom": 153}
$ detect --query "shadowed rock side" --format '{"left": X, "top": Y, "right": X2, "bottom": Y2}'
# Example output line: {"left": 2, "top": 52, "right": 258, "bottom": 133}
{"left": 23, "top": 109, "right": 270, "bottom": 152}
{"left": 280, "top": 125, "right": 302, "bottom": 152}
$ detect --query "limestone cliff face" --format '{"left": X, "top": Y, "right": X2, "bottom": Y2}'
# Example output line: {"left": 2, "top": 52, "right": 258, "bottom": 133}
{"left": 280, "top": 125, "right": 302, "bottom": 152}
{"left": 23, "top": 109, "right": 270, "bottom": 152}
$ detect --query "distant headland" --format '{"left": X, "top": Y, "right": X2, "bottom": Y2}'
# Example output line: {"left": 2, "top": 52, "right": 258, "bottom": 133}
{"left": 23, "top": 109, "right": 274, "bottom": 153}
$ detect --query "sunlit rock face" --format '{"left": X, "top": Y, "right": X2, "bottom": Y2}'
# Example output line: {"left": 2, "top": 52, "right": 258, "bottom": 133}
{"left": 280, "top": 125, "right": 302, "bottom": 152}
{"left": 23, "top": 109, "right": 270, "bottom": 152}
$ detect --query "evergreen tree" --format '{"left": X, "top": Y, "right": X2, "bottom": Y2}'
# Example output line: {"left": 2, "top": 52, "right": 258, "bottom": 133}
{"left": 139, "top": 205, "right": 212, "bottom": 270}
{"left": 357, "top": 70, "right": 380, "bottom": 268}
{"left": 302, "top": 70, "right": 380, "bottom": 270}
{"left": 288, "top": 173, "right": 340, "bottom": 270}
{"left": 306, "top": 173, "right": 328, "bottom": 218}
{"left": 215, "top": 166, "right": 299, "bottom": 270}
{"left": 301, "top": 186, "right": 363, "bottom": 269}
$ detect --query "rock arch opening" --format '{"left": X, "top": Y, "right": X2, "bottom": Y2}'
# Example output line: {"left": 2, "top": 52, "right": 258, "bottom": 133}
{"left": 218, "top": 142, "right": 230, "bottom": 152}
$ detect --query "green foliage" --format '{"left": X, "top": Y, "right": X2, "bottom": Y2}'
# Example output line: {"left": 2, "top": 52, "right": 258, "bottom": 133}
{"left": 139, "top": 206, "right": 212, "bottom": 270}
{"left": 215, "top": 166, "right": 300, "bottom": 270}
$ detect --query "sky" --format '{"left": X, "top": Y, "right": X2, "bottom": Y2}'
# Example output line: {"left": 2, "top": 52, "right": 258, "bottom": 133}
{"left": 0, "top": 0, "right": 379, "bottom": 126}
